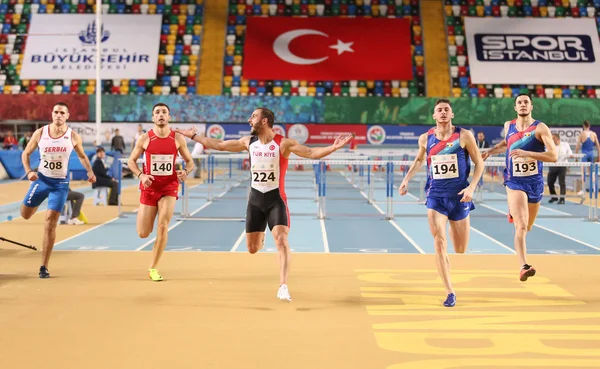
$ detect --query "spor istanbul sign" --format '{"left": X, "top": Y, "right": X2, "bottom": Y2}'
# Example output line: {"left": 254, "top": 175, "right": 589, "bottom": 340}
{"left": 20, "top": 14, "right": 162, "bottom": 79}
{"left": 464, "top": 17, "right": 600, "bottom": 85}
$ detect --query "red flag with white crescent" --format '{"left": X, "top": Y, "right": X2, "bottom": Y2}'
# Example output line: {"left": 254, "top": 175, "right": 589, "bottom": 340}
{"left": 242, "top": 17, "right": 413, "bottom": 81}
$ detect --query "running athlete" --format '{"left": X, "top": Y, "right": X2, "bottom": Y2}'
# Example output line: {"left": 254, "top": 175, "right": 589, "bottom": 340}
{"left": 176, "top": 107, "right": 352, "bottom": 302}
{"left": 482, "top": 94, "right": 557, "bottom": 281}
{"left": 398, "top": 99, "right": 484, "bottom": 307}
{"left": 575, "top": 120, "right": 599, "bottom": 163}
{"left": 21, "top": 102, "right": 96, "bottom": 278}
{"left": 127, "top": 103, "right": 194, "bottom": 282}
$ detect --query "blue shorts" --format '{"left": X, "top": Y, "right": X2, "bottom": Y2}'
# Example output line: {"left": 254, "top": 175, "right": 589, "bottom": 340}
{"left": 426, "top": 196, "right": 474, "bottom": 221}
{"left": 23, "top": 173, "right": 70, "bottom": 212}
{"left": 504, "top": 180, "right": 544, "bottom": 204}
{"left": 582, "top": 151, "right": 594, "bottom": 163}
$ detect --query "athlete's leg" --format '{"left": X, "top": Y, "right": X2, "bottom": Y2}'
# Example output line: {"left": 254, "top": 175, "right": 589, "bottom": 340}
{"left": 449, "top": 215, "right": 470, "bottom": 254}
{"left": 20, "top": 204, "right": 38, "bottom": 219}
{"left": 246, "top": 202, "right": 267, "bottom": 254}
{"left": 21, "top": 179, "right": 48, "bottom": 219}
{"left": 38, "top": 186, "right": 69, "bottom": 278}
{"left": 149, "top": 196, "right": 176, "bottom": 270}
{"left": 246, "top": 231, "right": 265, "bottom": 254}
{"left": 506, "top": 187, "right": 536, "bottom": 282}
{"left": 41, "top": 209, "right": 61, "bottom": 269}
{"left": 137, "top": 204, "right": 158, "bottom": 238}
{"left": 271, "top": 225, "right": 290, "bottom": 286}
{"left": 527, "top": 202, "right": 541, "bottom": 232}
{"left": 428, "top": 209, "right": 453, "bottom": 295}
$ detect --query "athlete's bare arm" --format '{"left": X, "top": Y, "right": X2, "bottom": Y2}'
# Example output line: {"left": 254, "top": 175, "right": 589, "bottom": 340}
{"left": 593, "top": 132, "right": 600, "bottom": 162}
{"left": 403, "top": 133, "right": 427, "bottom": 182}
{"left": 482, "top": 121, "right": 509, "bottom": 160}
{"left": 127, "top": 132, "right": 148, "bottom": 178}
{"left": 176, "top": 127, "right": 249, "bottom": 152}
{"left": 21, "top": 128, "right": 43, "bottom": 180}
{"left": 175, "top": 133, "right": 195, "bottom": 181}
{"left": 282, "top": 133, "right": 352, "bottom": 159}
{"left": 72, "top": 131, "right": 96, "bottom": 183}
{"left": 575, "top": 132, "right": 583, "bottom": 153}
{"left": 510, "top": 123, "right": 557, "bottom": 162}
{"left": 459, "top": 129, "right": 484, "bottom": 201}
{"left": 398, "top": 133, "right": 427, "bottom": 195}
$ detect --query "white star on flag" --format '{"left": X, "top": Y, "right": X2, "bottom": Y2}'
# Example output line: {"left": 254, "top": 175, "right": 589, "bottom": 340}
{"left": 329, "top": 40, "right": 354, "bottom": 55}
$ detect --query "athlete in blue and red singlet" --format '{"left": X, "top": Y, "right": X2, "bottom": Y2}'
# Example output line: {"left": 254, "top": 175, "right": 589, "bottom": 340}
{"left": 177, "top": 107, "right": 352, "bottom": 302}
{"left": 128, "top": 103, "right": 195, "bottom": 282}
{"left": 483, "top": 94, "right": 557, "bottom": 282}
{"left": 399, "top": 99, "right": 484, "bottom": 308}
{"left": 575, "top": 120, "right": 599, "bottom": 164}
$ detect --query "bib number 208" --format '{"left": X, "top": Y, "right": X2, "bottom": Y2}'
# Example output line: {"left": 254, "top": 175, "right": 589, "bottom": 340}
{"left": 253, "top": 172, "right": 276, "bottom": 182}
{"left": 43, "top": 161, "right": 62, "bottom": 170}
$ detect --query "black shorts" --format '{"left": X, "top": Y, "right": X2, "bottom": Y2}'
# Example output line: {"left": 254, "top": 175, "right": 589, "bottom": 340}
{"left": 246, "top": 188, "right": 289, "bottom": 232}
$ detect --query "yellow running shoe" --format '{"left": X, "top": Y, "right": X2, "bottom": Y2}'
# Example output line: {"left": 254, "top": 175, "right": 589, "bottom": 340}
{"left": 148, "top": 268, "right": 163, "bottom": 281}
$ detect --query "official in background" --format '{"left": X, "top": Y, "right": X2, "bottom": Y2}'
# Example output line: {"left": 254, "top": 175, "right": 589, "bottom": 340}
{"left": 476, "top": 132, "right": 489, "bottom": 150}
{"left": 548, "top": 134, "right": 572, "bottom": 204}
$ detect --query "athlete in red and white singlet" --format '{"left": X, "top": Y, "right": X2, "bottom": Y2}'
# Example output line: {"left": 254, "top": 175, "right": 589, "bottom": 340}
{"left": 246, "top": 134, "right": 290, "bottom": 232}
{"left": 177, "top": 107, "right": 352, "bottom": 302}
{"left": 140, "top": 129, "right": 180, "bottom": 205}
{"left": 128, "top": 103, "right": 194, "bottom": 282}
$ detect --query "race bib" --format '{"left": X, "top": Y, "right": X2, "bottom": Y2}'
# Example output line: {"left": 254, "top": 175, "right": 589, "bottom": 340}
{"left": 512, "top": 157, "right": 538, "bottom": 177}
{"left": 41, "top": 153, "right": 66, "bottom": 176}
{"left": 150, "top": 154, "right": 174, "bottom": 176}
{"left": 431, "top": 154, "right": 459, "bottom": 180}
{"left": 251, "top": 163, "right": 279, "bottom": 184}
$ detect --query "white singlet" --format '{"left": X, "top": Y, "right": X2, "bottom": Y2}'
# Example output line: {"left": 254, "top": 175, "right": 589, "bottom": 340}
{"left": 248, "top": 135, "right": 287, "bottom": 194}
{"left": 37, "top": 125, "right": 75, "bottom": 179}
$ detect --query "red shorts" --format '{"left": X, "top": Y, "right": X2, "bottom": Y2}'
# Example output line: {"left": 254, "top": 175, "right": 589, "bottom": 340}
{"left": 140, "top": 188, "right": 179, "bottom": 206}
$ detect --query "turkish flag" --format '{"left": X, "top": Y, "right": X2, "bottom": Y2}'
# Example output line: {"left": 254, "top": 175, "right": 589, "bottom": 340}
{"left": 242, "top": 17, "right": 413, "bottom": 81}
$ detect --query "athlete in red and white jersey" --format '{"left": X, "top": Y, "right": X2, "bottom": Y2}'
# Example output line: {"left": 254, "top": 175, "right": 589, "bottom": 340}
{"left": 21, "top": 102, "right": 96, "bottom": 278}
{"left": 128, "top": 103, "right": 194, "bottom": 282}
{"left": 177, "top": 107, "right": 352, "bottom": 302}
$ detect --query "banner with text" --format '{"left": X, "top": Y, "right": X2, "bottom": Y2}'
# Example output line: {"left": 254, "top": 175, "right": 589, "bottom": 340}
{"left": 287, "top": 124, "right": 367, "bottom": 144}
{"left": 464, "top": 17, "right": 600, "bottom": 85}
{"left": 21, "top": 14, "right": 162, "bottom": 79}
{"left": 324, "top": 97, "right": 600, "bottom": 126}
{"left": 364, "top": 125, "right": 506, "bottom": 146}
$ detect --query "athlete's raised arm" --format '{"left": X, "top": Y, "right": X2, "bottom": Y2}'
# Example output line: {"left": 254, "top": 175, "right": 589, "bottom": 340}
{"left": 282, "top": 133, "right": 352, "bottom": 159}
{"left": 177, "top": 127, "right": 249, "bottom": 153}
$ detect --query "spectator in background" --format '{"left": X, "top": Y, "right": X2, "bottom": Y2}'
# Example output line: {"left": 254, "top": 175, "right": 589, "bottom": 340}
{"left": 132, "top": 124, "right": 146, "bottom": 151}
{"left": 19, "top": 131, "right": 32, "bottom": 150}
{"left": 349, "top": 133, "right": 358, "bottom": 151}
{"left": 548, "top": 134, "right": 572, "bottom": 205}
{"left": 65, "top": 188, "right": 85, "bottom": 225}
{"left": 92, "top": 147, "right": 119, "bottom": 205}
{"left": 111, "top": 128, "right": 125, "bottom": 154}
{"left": 476, "top": 132, "right": 489, "bottom": 150}
{"left": 3, "top": 131, "right": 18, "bottom": 149}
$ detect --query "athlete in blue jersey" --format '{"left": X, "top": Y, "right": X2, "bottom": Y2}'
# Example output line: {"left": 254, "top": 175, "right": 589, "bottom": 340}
{"left": 399, "top": 99, "right": 484, "bottom": 307}
{"left": 483, "top": 94, "right": 557, "bottom": 282}
{"left": 575, "top": 120, "right": 599, "bottom": 163}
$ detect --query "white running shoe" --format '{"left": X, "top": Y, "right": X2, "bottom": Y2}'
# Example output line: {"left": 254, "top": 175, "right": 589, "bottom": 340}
{"left": 67, "top": 218, "right": 84, "bottom": 225}
{"left": 277, "top": 284, "right": 292, "bottom": 302}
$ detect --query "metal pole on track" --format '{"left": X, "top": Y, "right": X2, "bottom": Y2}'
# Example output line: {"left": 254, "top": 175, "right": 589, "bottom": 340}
{"left": 594, "top": 163, "right": 598, "bottom": 220}
{"left": 95, "top": 0, "right": 102, "bottom": 146}
{"left": 117, "top": 158, "right": 123, "bottom": 217}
